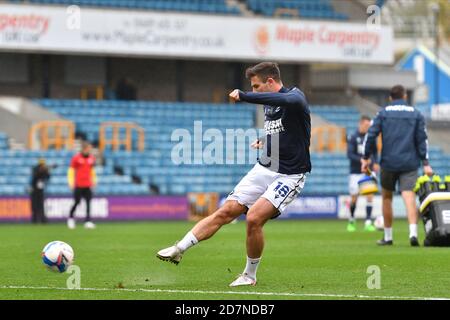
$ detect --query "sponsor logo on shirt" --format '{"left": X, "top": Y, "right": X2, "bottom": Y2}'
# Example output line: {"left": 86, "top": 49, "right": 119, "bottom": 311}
{"left": 385, "top": 105, "right": 414, "bottom": 112}
{"left": 265, "top": 118, "right": 285, "bottom": 135}
{"left": 356, "top": 137, "right": 364, "bottom": 155}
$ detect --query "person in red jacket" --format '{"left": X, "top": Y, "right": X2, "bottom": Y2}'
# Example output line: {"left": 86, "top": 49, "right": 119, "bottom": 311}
{"left": 67, "top": 141, "right": 97, "bottom": 229}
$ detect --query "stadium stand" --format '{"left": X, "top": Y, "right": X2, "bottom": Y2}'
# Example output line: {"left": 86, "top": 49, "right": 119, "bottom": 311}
{"left": 310, "top": 105, "right": 359, "bottom": 133}
{"left": 2, "top": 145, "right": 447, "bottom": 197}
{"left": 246, "top": 0, "right": 348, "bottom": 20}
{"left": 7, "top": 0, "right": 348, "bottom": 20}
{"left": 0, "top": 132, "right": 8, "bottom": 150}
{"left": 0, "top": 149, "right": 149, "bottom": 196}
{"left": 36, "top": 99, "right": 258, "bottom": 195}
{"left": 19, "top": 100, "right": 445, "bottom": 196}
{"left": 0, "top": 100, "right": 449, "bottom": 196}
{"left": 8, "top": 0, "right": 242, "bottom": 15}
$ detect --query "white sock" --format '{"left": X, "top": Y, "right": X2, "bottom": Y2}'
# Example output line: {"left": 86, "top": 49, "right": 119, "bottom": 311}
{"left": 384, "top": 227, "right": 393, "bottom": 241}
{"left": 176, "top": 231, "right": 198, "bottom": 252}
{"left": 243, "top": 256, "right": 261, "bottom": 280}
{"left": 365, "top": 219, "right": 372, "bottom": 226}
{"left": 409, "top": 224, "right": 418, "bottom": 238}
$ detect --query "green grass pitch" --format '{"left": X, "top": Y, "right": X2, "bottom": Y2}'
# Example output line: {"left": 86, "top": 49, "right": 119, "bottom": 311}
{"left": 0, "top": 219, "right": 449, "bottom": 300}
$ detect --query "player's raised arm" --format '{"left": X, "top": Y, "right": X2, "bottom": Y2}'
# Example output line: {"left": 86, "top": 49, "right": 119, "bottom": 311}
{"left": 229, "top": 62, "right": 307, "bottom": 109}
{"left": 238, "top": 89, "right": 307, "bottom": 108}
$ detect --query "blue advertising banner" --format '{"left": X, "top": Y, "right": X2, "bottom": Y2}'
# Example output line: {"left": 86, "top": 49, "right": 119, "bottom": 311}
{"left": 220, "top": 195, "right": 338, "bottom": 219}
{"left": 282, "top": 196, "right": 338, "bottom": 219}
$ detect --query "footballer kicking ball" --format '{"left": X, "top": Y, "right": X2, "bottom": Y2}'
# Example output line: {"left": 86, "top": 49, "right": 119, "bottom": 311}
{"left": 374, "top": 216, "right": 384, "bottom": 231}
{"left": 41, "top": 241, "right": 74, "bottom": 273}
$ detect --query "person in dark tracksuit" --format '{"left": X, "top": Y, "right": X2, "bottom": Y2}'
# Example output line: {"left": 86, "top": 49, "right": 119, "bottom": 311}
{"left": 346, "top": 115, "right": 379, "bottom": 232}
{"left": 362, "top": 85, "right": 433, "bottom": 247}
{"left": 30, "top": 159, "right": 50, "bottom": 224}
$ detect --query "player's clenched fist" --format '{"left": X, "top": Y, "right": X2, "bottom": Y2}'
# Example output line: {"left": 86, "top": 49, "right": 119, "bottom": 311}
{"left": 229, "top": 89, "right": 241, "bottom": 103}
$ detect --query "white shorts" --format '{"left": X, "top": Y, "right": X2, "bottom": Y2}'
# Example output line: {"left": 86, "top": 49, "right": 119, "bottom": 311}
{"left": 349, "top": 174, "right": 365, "bottom": 196}
{"left": 226, "top": 163, "right": 306, "bottom": 217}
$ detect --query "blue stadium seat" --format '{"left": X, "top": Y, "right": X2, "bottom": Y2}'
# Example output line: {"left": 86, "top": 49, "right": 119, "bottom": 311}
{"left": 1, "top": 99, "right": 448, "bottom": 197}
{"left": 246, "top": 0, "right": 348, "bottom": 21}
{"left": 0, "top": 132, "right": 9, "bottom": 150}
{"left": 19, "top": 0, "right": 241, "bottom": 15}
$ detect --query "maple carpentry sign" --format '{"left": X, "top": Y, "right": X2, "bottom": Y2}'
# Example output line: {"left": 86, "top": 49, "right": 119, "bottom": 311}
{"left": 0, "top": 3, "right": 393, "bottom": 64}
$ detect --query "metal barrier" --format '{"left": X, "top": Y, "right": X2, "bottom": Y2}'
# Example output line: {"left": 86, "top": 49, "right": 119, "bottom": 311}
{"left": 311, "top": 125, "right": 383, "bottom": 154}
{"left": 311, "top": 126, "right": 347, "bottom": 152}
{"left": 81, "top": 86, "right": 104, "bottom": 100}
{"left": 99, "top": 122, "right": 145, "bottom": 152}
{"left": 29, "top": 120, "right": 75, "bottom": 150}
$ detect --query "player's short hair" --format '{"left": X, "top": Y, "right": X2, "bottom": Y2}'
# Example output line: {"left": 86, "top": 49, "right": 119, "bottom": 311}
{"left": 81, "top": 141, "right": 91, "bottom": 149}
{"left": 390, "top": 85, "right": 406, "bottom": 100}
{"left": 245, "top": 62, "right": 281, "bottom": 83}
{"left": 360, "top": 115, "right": 371, "bottom": 122}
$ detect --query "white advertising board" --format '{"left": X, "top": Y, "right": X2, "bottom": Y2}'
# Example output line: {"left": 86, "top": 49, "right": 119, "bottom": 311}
{"left": 0, "top": 3, "right": 393, "bottom": 64}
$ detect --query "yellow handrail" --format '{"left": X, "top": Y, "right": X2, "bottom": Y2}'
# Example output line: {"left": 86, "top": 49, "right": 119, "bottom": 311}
{"left": 81, "top": 86, "right": 104, "bottom": 100}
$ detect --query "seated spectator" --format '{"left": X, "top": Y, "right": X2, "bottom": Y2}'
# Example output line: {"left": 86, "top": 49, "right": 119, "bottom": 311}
{"left": 115, "top": 77, "right": 137, "bottom": 100}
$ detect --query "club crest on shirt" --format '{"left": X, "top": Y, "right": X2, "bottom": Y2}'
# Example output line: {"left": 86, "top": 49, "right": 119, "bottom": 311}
{"left": 265, "top": 106, "right": 282, "bottom": 116}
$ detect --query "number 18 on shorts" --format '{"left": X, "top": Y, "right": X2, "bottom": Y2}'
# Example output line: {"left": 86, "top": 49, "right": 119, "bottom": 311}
{"left": 227, "top": 163, "right": 306, "bottom": 216}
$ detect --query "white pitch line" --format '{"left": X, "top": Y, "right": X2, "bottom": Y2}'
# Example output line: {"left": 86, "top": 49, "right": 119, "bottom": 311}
{"left": 0, "top": 285, "right": 449, "bottom": 300}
